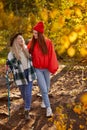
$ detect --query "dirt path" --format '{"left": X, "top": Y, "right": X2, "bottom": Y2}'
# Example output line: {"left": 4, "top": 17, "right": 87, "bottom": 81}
{"left": 0, "top": 64, "right": 87, "bottom": 130}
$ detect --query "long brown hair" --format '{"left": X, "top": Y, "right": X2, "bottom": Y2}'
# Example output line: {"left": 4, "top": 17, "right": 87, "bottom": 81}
{"left": 30, "top": 32, "right": 48, "bottom": 54}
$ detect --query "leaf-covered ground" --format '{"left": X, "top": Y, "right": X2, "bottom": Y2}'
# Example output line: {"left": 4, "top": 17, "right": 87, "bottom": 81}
{"left": 0, "top": 63, "right": 87, "bottom": 130}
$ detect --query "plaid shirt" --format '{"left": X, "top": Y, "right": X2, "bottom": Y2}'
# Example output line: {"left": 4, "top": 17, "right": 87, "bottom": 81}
{"left": 7, "top": 52, "right": 37, "bottom": 86}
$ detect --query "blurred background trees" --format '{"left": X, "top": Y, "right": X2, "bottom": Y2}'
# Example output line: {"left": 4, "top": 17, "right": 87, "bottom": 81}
{"left": 0, "top": 0, "right": 87, "bottom": 64}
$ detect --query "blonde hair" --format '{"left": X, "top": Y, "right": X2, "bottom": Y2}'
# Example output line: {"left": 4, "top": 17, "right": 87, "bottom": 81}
{"left": 10, "top": 34, "right": 30, "bottom": 60}
{"left": 11, "top": 40, "right": 21, "bottom": 60}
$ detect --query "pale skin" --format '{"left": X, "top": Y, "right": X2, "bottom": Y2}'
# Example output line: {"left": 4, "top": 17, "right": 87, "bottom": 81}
{"left": 33, "top": 30, "right": 38, "bottom": 39}
{"left": 15, "top": 35, "right": 25, "bottom": 48}
{"left": 14, "top": 35, "right": 30, "bottom": 58}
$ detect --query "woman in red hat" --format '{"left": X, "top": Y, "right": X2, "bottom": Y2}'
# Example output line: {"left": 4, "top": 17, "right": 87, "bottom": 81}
{"left": 27, "top": 21, "right": 58, "bottom": 117}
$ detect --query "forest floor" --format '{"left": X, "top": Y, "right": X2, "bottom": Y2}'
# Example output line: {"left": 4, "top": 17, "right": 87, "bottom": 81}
{"left": 0, "top": 62, "right": 87, "bottom": 130}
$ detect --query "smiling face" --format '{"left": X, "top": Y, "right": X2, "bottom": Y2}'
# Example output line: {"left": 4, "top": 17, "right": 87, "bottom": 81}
{"left": 16, "top": 35, "right": 25, "bottom": 46}
{"left": 33, "top": 30, "right": 38, "bottom": 39}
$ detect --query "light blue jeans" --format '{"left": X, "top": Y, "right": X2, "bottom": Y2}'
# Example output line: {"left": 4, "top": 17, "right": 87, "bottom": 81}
{"left": 35, "top": 68, "right": 51, "bottom": 108}
{"left": 19, "top": 69, "right": 32, "bottom": 110}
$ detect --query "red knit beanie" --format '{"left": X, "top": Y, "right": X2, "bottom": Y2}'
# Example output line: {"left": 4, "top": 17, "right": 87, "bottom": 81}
{"left": 33, "top": 21, "right": 44, "bottom": 33}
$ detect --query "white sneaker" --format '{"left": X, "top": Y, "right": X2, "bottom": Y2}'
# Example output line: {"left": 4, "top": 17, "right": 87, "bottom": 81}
{"left": 84, "top": 89, "right": 87, "bottom": 92}
{"left": 46, "top": 107, "right": 53, "bottom": 117}
{"left": 41, "top": 101, "right": 46, "bottom": 108}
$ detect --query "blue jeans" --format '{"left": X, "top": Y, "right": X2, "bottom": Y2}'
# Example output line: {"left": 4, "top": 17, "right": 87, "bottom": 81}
{"left": 35, "top": 68, "right": 50, "bottom": 108}
{"left": 19, "top": 69, "right": 32, "bottom": 110}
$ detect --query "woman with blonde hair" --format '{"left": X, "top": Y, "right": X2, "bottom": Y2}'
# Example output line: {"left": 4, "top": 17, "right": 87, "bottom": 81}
{"left": 6, "top": 33, "right": 37, "bottom": 120}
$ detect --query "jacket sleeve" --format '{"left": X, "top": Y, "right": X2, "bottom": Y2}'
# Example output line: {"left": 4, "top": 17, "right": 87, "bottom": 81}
{"left": 6, "top": 52, "right": 18, "bottom": 70}
{"left": 48, "top": 40, "right": 59, "bottom": 74}
{"left": 6, "top": 52, "right": 14, "bottom": 71}
{"left": 6, "top": 59, "right": 13, "bottom": 70}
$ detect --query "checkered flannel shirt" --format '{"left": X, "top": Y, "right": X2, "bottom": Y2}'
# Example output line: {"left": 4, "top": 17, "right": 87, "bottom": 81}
{"left": 6, "top": 52, "right": 37, "bottom": 86}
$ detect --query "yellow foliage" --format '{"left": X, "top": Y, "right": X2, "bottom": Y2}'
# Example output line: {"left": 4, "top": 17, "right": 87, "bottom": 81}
{"left": 51, "top": 22, "right": 59, "bottom": 32}
{"left": 64, "top": 9, "right": 72, "bottom": 18}
{"left": 9, "top": 12, "right": 14, "bottom": 20}
{"left": 57, "top": 46, "right": 66, "bottom": 55}
{"left": 67, "top": 47, "right": 75, "bottom": 57}
{"left": 68, "top": 31, "right": 78, "bottom": 43}
{"left": 74, "top": 0, "right": 86, "bottom": 6}
{"left": 74, "top": 7, "right": 82, "bottom": 17}
{"left": 68, "top": 0, "right": 86, "bottom": 6}
{"left": 26, "top": 24, "right": 32, "bottom": 32}
{"left": 75, "top": 25, "right": 86, "bottom": 36}
{"left": 68, "top": 0, "right": 85, "bottom": 6}
{"left": 68, "top": 128, "right": 72, "bottom": 130}
{"left": 79, "top": 125, "right": 84, "bottom": 129}
{"left": 35, "top": 0, "right": 40, "bottom": 3}
{"left": 0, "top": 2, "right": 3, "bottom": 10}
{"left": 54, "top": 121, "right": 66, "bottom": 130}
{"left": 55, "top": 106, "right": 63, "bottom": 113}
{"left": 58, "top": 16, "right": 65, "bottom": 28}
{"left": 73, "top": 104, "right": 82, "bottom": 114}
{"left": 0, "top": 59, "right": 6, "bottom": 65}
{"left": 0, "top": 19, "right": 2, "bottom": 27}
{"left": 48, "top": 117, "right": 53, "bottom": 122}
{"left": 80, "top": 48, "right": 87, "bottom": 57}
{"left": 53, "top": 107, "right": 67, "bottom": 130}
{"left": 68, "top": 0, "right": 74, "bottom": 2}
{"left": 50, "top": 9, "right": 59, "bottom": 19}
{"left": 61, "top": 35, "right": 70, "bottom": 49}
{"left": 80, "top": 92, "right": 87, "bottom": 105}
{"left": 85, "top": 24, "right": 87, "bottom": 33}
{"left": 41, "top": 9, "right": 48, "bottom": 21}
{"left": 82, "top": 104, "right": 87, "bottom": 112}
